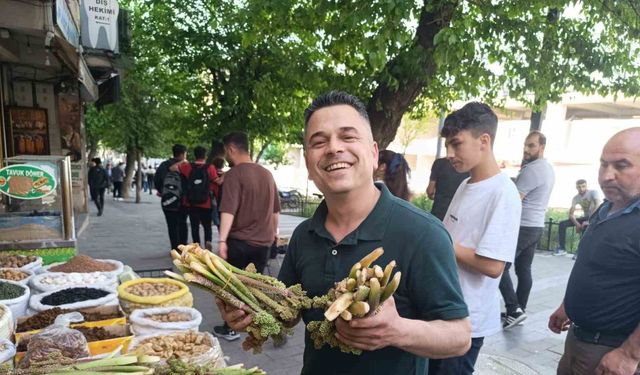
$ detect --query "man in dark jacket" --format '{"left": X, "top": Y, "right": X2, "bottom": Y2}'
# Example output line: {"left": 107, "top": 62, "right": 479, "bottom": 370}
{"left": 88, "top": 158, "right": 109, "bottom": 216}
{"left": 155, "top": 144, "right": 189, "bottom": 250}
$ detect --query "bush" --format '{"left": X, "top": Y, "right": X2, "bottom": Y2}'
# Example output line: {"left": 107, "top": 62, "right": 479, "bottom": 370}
{"left": 540, "top": 208, "right": 581, "bottom": 253}
{"left": 411, "top": 194, "right": 433, "bottom": 213}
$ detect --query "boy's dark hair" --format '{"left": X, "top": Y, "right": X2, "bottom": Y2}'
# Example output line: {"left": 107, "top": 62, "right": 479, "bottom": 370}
{"left": 93, "top": 158, "right": 102, "bottom": 165}
{"left": 212, "top": 158, "right": 225, "bottom": 170}
{"left": 304, "top": 91, "right": 369, "bottom": 129}
{"left": 576, "top": 179, "right": 587, "bottom": 185}
{"left": 222, "top": 132, "right": 249, "bottom": 153}
{"left": 527, "top": 130, "right": 547, "bottom": 146}
{"left": 172, "top": 144, "right": 187, "bottom": 157}
{"left": 194, "top": 145, "right": 207, "bottom": 160}
{"left": 441, "top": 102, "right": 498, "bottom": 145}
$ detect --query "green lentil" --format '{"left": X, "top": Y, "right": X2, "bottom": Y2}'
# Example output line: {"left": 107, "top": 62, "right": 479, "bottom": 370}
{"left": 0, "top": 281, "right": 25, "bottom": 299}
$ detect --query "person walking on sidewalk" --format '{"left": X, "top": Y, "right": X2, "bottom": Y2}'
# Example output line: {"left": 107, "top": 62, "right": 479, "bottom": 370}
{"left": 215, "top": 92, "right": 471, "bottom": 374}
{"left": 155, "top": 144, "right": 189, "bottom": 251}
{"left": 554, "top": 179, "right": 601, "bottom": 256}
{"left": 427, "top": 157, "right": 470, "bottom": 221}
{"left": 177, "top": 146, "right": 219, "bottom": 249}
{"left": 111, "top": 162, "right": 125, "bottom": 200}
{"left": 145, "top": 164, "right": 156, "bottom": 195}
{"left": 213, "top": 132, "right": 281, "bottom": 341}
{"left": 549, "top": 128, "right": 640, "bottom": 375}
{"left": 88, "top": 158, "right": 109, "bottom": 216}
{"left": 500, "top": 131, "right": 555, "bottom": 329}
{"left": 429, "top": 102, "right": 521, "bottom": 374}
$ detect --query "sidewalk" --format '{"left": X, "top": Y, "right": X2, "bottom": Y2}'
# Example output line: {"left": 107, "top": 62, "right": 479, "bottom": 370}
{"left": 78, "top": 192, "right": 572, "bottom": 374}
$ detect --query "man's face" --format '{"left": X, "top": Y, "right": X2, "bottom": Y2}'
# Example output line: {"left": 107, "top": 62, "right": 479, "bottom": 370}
{"left": 598, "top": 138, "right": 640, "bottom": 207}
{"left": 576, "top": 183, "right": 588, "bottom": 195}
{"left": 523, "top": 135, "right": 544, "bottom": 162}
{"left": 304, "top": 105, "right": 378, "bottom": 196}
{"left": 445, "top": 130, "right": 484, "bottom": 173}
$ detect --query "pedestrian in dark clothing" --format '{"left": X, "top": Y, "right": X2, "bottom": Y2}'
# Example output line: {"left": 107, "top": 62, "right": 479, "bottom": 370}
{"left": 146, "top": 165, "right": 156, "bottom": 195}
{"left": 155, "top": 144, "right": 189, "bottom": 250}
{"left": 111, "top": 162, "right": 125, "bottom": 200}
{"left": 427, "top": 157, "right": 470, "bottom": 220}
{"left": 176, "top": 145, "right": 219, "bottom": 250}
{"left": 88, "top": 158, "right": 109, "bottom": 216}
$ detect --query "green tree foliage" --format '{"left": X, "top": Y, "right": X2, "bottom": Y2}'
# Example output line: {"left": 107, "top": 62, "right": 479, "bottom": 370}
{"left": 128, "top": 0, "right": 640, "bottom": 149}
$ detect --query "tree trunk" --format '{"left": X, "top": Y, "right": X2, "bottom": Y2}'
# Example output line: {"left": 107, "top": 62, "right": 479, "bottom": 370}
{"left": 87, "top": 139, "right": 98, "bottom": 163}
{"left": 530, "top": 111, "right": 543, "bottom": 131}
{"left": 368, "top": 2, "right": 457, "bottom": 149}
{"left": 123, "top": 147, "right": 136, "bottom": 199}
{"left": 254, "top": 141, "right": 270, "bottom": 164}
{"left": 135, "top": 151, "right": 142, "bottom": 203}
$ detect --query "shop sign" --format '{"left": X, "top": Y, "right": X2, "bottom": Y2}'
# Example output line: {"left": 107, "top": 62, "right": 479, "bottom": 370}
{"left": 55, "top": 0, "right": 80, "bottom": 48}
{"left": 0, "top": 165, "right": 57, "bottom": 200}
{"left": 81, "top": 0, "right": 120, "bottom": 53}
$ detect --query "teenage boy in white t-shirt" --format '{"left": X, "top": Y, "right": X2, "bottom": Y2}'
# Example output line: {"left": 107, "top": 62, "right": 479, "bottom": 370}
{"left": 429, "top": 102, "right": 521, "bottom": 375}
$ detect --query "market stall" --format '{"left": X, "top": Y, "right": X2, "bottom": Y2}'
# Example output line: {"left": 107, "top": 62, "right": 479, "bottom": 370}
{"left": 0, "top": 155, "right": 76, "bottom": 264}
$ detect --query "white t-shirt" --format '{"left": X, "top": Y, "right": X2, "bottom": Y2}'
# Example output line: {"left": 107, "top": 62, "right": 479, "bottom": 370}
{"left": 443, "top": 172, "right": 521, "bottom": 338}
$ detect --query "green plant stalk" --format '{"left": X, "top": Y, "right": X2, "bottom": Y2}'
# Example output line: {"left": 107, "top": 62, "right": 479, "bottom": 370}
{"left": 58, "top": 356, "right": 139, "bottom": 370}
{"left": 380, "top": 260, "right": 396, "bottom": 287}
{"left": 216, "top": 255, "right": 285, "bottom": 288}
{"left": 358, "top": 247, "right": 384, "bottom": 268}
{"left": 185, "top": 273, "right": 248, "bottom": 311}
{"left": 210, "top": 256, "right": 258, "bottom": 305}
{"left": 248, "top": 286, "right": 294, "bottom": 321}
{"left": 235, "top": 273, "right": 292, "bottom": 298}
{"left": 368, "top": 277, "right": 381, "bottom": 311}
{"left": 381, "top": 271, "right": 401, "bottom": 302}
{"left": 190, "top": 266, "right": 261, "bottom": 313}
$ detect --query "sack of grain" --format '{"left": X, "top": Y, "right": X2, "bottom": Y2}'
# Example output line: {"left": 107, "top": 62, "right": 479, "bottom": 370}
{"left": 0, "top": 304, "right": 13, "bottom": 341}
{"left": 29, "top": 286, "right": 118, "bottom": 313}
{"left": 0, "top": 280, "right": 30, "bottom": 318}
{"left": 0, "top": 268, "right": 33, "bottom": 287}
{"left": 0, "top": 338, "right": 16, "bottom": 371}
{"left": 129, "top": 307, "right": 202, "bottom": 336}
{"left": 128, "top": 330, "right": 225, "bottom": 368}
{"left": 42, "top": 256, "right": 123, "bottom": 279}
{"left": 0, "top": 255, "right": 42, "bottom": 274}
{"left": 117, "top": 278, "right": 193, "bottom": 314}
{"left": 30, "top": 272, "right": 118, "bottom": 294}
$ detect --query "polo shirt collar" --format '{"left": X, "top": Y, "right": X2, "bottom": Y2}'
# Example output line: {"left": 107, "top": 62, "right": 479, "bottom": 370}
{"left": 308, "top": 183, "right": 394, "bottom": 244}
{"left": 595, "top": 197, "right": 640, "bottom": 223}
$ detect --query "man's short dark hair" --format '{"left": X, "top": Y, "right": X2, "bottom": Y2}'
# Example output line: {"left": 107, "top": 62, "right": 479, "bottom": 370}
{"left": 212, "top": 157, "right": 225, "bottom": 170}
{"left": 172, "top": 144, "right": 187, "bottom": 157}
{"left": 441, "top": 102, "right": 498, "bottom": 145}
{"left": 303, "top": 91, "right": 369, "bottom": 129}
{"left": 93, "top": 157, "right": 101, "bottom": 165}
{"left": 527, "top": 130, "right": 547, "bottom": 146}
{"left": 222, "top": 132, "right": 249, "bottom": 153}
{"left": 194, "top": 145, "right": 207, "bottom": 160}
{"left": 576, "top": 179, "right": 587, "bottom": 185}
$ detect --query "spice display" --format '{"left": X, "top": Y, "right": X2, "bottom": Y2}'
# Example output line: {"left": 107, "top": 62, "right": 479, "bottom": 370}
{"left": 307, "top": 247, "right": 401, "bottom": 355}
{"left": 40, "top": 287, "right": 109, "bottom": 306}
{"left": 48, "top": 255, "right": 116, "bottom": 273}
{"left": 0, "top": 255, "right": 36, "bottom": 268}
{"left": 126, "top": 281, "right": 181, "bottom": 297}
{"left": 0, "top": 269, "right": 30, "bottom": 281}
{"left": 75, "top": 326, "right": 120, "bottom": 342}
{"left": 17, "top": 308, "right": 122, "bottom": 333}
{"left": 167, "top": 243, "right": 311, "bottom": 353}
{"left": 146, "top": 311, "right": 192, "bottom": 322}
{"left": 0, "top": 280, "right": 25, "bottom": 299}
{"left": 132, "top": 331, "right": 212, "bottom": 359}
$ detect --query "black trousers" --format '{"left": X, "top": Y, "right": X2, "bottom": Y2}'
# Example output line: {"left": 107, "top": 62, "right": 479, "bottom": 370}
{"left": 499, "top": 226, "right": 543, "bottom": 314}
{"left": 189, "top": 207, "right": 212, "bottom": 247}
{"left": 112, "top": 181, "right": 123, "bottom": 198}
{"left": 163, "top": 208, "right": 188, "bottom": 250}
{"left": 558, "top": 217, "right": 588, "bottom": 250}
{"left": 90, "top": 188, "right": 105, "bottom": 212}
{"left": 226, "top": 238, "right": 270, "bottom": 274}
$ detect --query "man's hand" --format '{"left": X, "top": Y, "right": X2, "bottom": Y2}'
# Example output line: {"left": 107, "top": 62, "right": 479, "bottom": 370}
{"left": 219, "top": 241, "right": 228, "bottom": 260}
{"left": 596, "top": 347, "right": 640, "bottom": 375}
{"left": 215, "top": 298, "right": 253, "bottom": 332}
{"left": 334, "top": 296, "right": 403, "bottom": 351}
{"left": 548, "top": 304, "right": 571, "bottom": 334}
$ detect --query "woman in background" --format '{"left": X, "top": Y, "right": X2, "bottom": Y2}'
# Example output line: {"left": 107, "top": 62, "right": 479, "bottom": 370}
{"left": 376, "top": 150, "right": 411, "bottom": 201}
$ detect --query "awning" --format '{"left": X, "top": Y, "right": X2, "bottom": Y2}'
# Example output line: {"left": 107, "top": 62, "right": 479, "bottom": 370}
{"left": 78, "top": 56, "right": 98, "bottom": 101}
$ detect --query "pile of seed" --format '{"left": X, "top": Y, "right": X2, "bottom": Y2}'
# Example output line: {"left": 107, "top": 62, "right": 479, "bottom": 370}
{"left": 126, "top": 282, "right": 181, "bottom": 297}
{"left": 40, "top": 287, "right": 109, "bottom": 306}
{"left": 17, "top": 307, "right": 123, "bottom": 332}
{"left": 76, "top": 326, "right": 121, "bottom": 342}
{"left": 49, "top": 255, "right": 116, "bottom": 273}
{"left": 0, "top": 269, "right": 30, "bottom": 281}
{"left": 0, "top": 281, "right": 25, "bottom": 300}
{"left": 146, "top": 311, "right": 192, "bottom": 322}
{"left": 0, "top": 255, "right": 37, "bottom": 268}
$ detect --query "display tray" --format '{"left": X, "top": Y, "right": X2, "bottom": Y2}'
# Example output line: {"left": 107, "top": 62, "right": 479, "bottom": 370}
{"left": 0, "top": 247, "right": 76, "bottom": 264}
{"left": 0, "top": 214, "right": 64, "bottom": 242}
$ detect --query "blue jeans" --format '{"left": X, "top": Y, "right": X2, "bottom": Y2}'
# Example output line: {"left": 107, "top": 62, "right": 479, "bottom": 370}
{"left": 428, "top": 337, "right": 484, "bottom": 375}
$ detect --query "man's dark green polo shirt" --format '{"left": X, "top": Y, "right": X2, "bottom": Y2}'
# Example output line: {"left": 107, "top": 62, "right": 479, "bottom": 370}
{"left": 279, "top": 184, "right": 468, "bottom": 375}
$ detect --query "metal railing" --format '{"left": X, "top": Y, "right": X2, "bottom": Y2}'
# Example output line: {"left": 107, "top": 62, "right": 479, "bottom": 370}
{"left": 539, "top": 218, "right": 581, "bottom": 253}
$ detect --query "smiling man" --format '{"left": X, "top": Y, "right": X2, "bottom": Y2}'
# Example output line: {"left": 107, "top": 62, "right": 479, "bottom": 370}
{"left": 550, "top": 128, "right": 640, "bottom": 375}
{"left": 216, "top": 91, "right": 471, "bottom": 374}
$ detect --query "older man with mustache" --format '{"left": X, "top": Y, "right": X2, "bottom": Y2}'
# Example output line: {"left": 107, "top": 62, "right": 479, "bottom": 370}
{"left": 549, "top": 127, "right": 640, "bottom": 375}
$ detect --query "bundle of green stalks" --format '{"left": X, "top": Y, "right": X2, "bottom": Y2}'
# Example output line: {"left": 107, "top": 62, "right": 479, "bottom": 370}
{"left": 167, "top": 243, "right": 311, "bottom": 353}
{"left": 153, "top": 358, "right": 266, "bottom": 374}
{"left": 307, "top": 247, "right": 401, "bottom": 355}
{"left": 9, "top": 354, "right": 161, "bottom": 374}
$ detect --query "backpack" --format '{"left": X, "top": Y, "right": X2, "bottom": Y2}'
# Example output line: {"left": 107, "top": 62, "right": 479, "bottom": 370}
{"left": 186, "top": 163, "right": 210, "bottom": 205}
{"left": 161, "top": 169, "right": 184, "bottom": 211}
